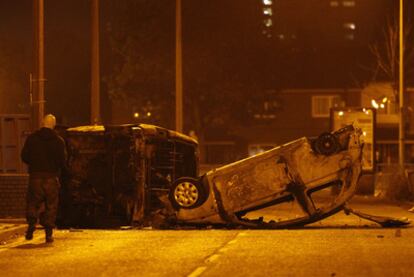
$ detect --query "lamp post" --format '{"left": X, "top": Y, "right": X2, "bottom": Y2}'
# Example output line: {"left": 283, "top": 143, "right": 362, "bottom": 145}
{"left": 398, "top": 0, "right": 404, "bottom": 166}
{"left": 91, "top": 0, "right": 101, "bottom": 125}
{"left": 33, "top": 0, "right": 45, "bottom": 130}
{"left": 175, "top": 0, "right": 183, "bottom": 132}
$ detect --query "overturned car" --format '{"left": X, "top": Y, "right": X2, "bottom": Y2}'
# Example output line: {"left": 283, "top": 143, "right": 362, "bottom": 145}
{"left": 58, "top": 124, "right": 364, "bottom": 229}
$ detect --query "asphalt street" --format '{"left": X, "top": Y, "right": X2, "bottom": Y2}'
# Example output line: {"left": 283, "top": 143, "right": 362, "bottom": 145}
{"left": 0, "top": 197, "right": 413, "bottom": 277}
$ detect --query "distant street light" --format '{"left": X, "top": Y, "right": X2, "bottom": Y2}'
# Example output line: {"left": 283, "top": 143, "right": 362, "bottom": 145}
{"left": 371, "top": 96, "right": 388, "bottom": 109}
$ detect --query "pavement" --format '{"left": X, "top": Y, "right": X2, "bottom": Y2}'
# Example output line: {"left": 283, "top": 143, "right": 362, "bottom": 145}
{"left": 0, "top": 195, "right": 413, "bottom": 245}
{"left": 0, "top": 218, "right": 26, "bottom": 244}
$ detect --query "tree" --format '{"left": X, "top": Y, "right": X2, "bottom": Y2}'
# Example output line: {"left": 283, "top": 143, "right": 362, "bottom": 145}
{"left": 102, "top": 0, "right": 175, "bottom": 126}
{"left": 182, "top": 43, "right": 255, "bottom": 140}
{"left": 102, "top": 0, "right": 262, "bottom": 138}
{"left": 369, "top": 13, "right": 414, "bottom": 98}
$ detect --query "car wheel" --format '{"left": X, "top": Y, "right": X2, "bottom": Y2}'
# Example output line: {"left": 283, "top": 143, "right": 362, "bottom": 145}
{"left": 314, "top": 132, "right": 339, "bottom": 155}
{"left": 169, "top": 177, "right": 206, "bottom": 210}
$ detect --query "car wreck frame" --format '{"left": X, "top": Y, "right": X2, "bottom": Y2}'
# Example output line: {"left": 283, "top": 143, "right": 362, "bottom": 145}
{"left": 58, "top": 124, "right": 365, "bottom": 229}
{"left": 58, "top": 124, "right": 199, "bottom": 227}
{"left": 173, "top": 125, "right": 363, "bottom": 228}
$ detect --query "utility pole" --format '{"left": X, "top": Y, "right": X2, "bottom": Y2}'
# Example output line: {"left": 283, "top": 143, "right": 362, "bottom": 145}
{"left": 175, "top": 0, "right": 183, "bottom": 132}
{"left": 32, "top": 0, "right": 45, "bottom": 130}
{"left": 398, "top": 0, "right": 404, "bottom": 166}
{"left": 91, "top": 0, "right": 101, "bottom": 124}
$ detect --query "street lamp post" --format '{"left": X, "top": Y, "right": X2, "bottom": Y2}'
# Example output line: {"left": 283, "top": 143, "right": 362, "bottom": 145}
{"left": 91, "top": 0, "right": 101, "bottom": 125}
{"left": 33, "top": 0, "right": 45, "bottom": 130}
{"left": 175, "top": 0, "right": 183, "bottom": 133}
{"left": 398, "top": 0, "right": 404, "bottom": 166}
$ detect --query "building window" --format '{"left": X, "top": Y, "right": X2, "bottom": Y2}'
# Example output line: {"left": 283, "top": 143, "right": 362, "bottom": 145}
{"left": 330, "top": 1, "right": 339, "bottom": 7}
{"left": 264, "top": 18, "right": 273, "bottom": 27}
{"left": 261, "top": 0, "right": 273, "bottom": 39}
{"left": 342, "top": 1, "right": 355, "bottom": 7}
{"left": 344, "top": 33, "right": 355, "bottom": 40}
{"left": 343, "top": 22, "right": 356, "bottom": 30}
{"left": 312, "top": 95, "right": 344, "bottom": 118}
{"left": 248, "top": 144, "right": 276, "bottom": 157}
{"left": 263, "top": 7, "right": 272, "bottom": 16}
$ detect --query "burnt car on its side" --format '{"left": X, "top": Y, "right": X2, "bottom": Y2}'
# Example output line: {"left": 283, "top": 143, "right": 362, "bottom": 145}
{"left": 57, "top": 124, "right": 198, "bottom": 227}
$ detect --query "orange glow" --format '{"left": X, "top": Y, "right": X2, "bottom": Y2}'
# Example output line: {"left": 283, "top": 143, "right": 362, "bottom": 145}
{"left": 371, "top": 99, "right": 379, "bottom": 109}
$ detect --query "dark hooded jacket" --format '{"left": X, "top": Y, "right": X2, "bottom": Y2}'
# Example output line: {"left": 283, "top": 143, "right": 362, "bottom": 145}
{"left": 21, "top": 127, "right": 67, "bottom": 177}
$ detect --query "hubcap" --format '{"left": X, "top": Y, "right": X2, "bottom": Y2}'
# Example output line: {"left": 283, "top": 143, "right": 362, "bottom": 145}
{"left": 174, "top": 181, "right": 199, "bottom": 207}
{"left": 324, "top": 141, "right": 332, "bottom": 148}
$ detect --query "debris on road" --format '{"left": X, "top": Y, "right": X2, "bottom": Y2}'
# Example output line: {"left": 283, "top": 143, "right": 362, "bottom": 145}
{"left": 120, "top": 226, "right": 133, "bottom": 230}
{"left": 344, "top": 206, "right": 411, "bottom": 228}
{"left": 395, "top": 229, "right": 402, "bottom": 237}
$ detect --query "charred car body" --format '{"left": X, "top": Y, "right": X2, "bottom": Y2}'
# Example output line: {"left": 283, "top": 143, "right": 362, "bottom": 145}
{"left": 58, "top": 124, "right": 365, "bottom": 228}
{"left": 58, "top": 124, "right": 198, "bottom": 227}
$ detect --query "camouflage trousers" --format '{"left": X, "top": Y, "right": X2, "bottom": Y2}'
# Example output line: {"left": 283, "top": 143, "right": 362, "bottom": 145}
{"left": 26, "top": 177, "right": 60, "bottom": 229}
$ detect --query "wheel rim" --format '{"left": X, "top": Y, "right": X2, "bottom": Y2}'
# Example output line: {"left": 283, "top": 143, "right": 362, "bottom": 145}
{"left": 323, "top": 140, "right": 333, "bottom": 148}
{"left": 174, "top": 181, "right": 199, "bottom": 207}
{"left": 316, "top": 133, "right": 338, "bottom": 155}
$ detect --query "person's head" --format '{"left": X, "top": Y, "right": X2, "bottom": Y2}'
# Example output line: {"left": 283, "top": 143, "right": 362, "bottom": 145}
{"left": 42, "top": 114, "right": 56, "bottom": 129}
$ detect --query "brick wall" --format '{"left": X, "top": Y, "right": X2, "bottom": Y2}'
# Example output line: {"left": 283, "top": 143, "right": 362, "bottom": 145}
{"left": 0, "top": 174, "right": 28, "bottom": 217}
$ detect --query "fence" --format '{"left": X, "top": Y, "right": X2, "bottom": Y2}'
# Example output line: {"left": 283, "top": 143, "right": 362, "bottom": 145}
{"left": 0, "top": 114, "right": 31, "bottom": 173}
{"left": 374, "top": 163, "right": 414, "bottom": 200}
{"left": 0, "top": 115, "right": 31, "bottom": 217}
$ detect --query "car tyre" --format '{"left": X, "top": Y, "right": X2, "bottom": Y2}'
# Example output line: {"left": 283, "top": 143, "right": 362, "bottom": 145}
{"left": 314, "top": 132, "right": 340, "bottom": 155}
{"left": 169, "top": 177, "right": 206, "bottom": 210}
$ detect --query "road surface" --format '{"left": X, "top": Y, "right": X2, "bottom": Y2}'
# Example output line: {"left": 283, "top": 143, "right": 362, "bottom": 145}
{"left": 0, "top": 198, "right": 413, "bottom": 276}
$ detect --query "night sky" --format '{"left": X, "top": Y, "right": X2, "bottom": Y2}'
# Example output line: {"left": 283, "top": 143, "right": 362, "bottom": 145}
{"left": 0, "top": 0, "right": 412, "bottom": 126}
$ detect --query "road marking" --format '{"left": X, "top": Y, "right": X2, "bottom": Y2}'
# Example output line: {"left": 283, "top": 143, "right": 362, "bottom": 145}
{"left": 227, "top": 239, "right": 237, "bottom": 244}
{"left": 187, "top": 231, "right": 247, "bottom": 277}
{"left": 187, "top": 266, "right": 207, "bottom": 277}
{"left": 218, "top": 247, "right": 229, "bottom": 253}
{"left": 0, "top": 238, "right": 23, "bottom": 251}
{"left": 0, "top": 236, "right": 43, "bottom": 252}
{"left": 205, "top": 254, "right": 220, "bottom": 263}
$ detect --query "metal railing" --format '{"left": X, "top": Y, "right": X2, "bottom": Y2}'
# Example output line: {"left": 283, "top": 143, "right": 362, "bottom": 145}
{"left": 374, "top": 163, "right": 414, "bottom": 199}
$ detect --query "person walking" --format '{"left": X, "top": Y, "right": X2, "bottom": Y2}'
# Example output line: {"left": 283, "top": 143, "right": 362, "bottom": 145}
{"left": 21, "top": 114, "right": 67, "bottom": 243}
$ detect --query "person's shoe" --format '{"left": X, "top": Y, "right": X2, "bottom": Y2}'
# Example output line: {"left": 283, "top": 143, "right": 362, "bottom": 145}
{"left": 45, "top": 236, "right": 54, "bottom": 243}
{"left": 45, "top": 228, "right": 54, "bottom": 243}
{"left": 25, "top": 225, "right": 35, "bottom": 240}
